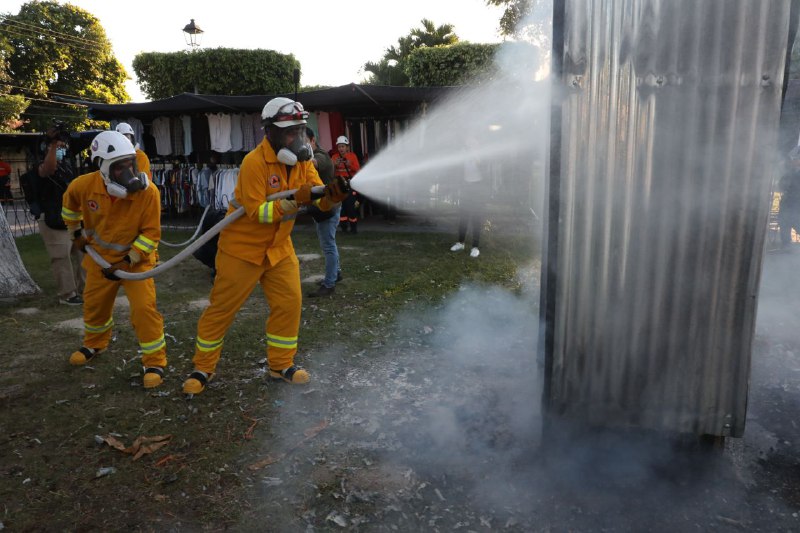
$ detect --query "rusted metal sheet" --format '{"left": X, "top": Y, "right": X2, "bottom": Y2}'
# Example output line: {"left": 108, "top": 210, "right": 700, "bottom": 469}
{"left": 542, "top": 0, "right": 791, "bottom": 437}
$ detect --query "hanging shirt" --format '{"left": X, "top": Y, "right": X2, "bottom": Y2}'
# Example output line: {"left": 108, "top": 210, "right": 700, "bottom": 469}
{"left": 241, "top": 113, "right": 257, "bottom": 152}
{"left": 170, "top": 116, "right": 185, "bottom": 156}
{"left": 229, "top": 113, "right": 244, "bottom": 152}
{"left": 251, "top": 113, "right": 264, "bottom": 148}
{"left": 126, "top": 118, "right": 146, "bottom": 150}
{"left": 207, "top": 113, "right": 232, "bottom": 152}
{"left": 181, "top": 115, "right": 193, "bottom": 155}
{"left": 151, "top": 117, "right": 172, "bottom": 156}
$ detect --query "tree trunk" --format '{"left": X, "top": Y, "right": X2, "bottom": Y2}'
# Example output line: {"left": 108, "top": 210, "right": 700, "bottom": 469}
{"left": 0, "top": 204, "right": 40, "bottom": 298}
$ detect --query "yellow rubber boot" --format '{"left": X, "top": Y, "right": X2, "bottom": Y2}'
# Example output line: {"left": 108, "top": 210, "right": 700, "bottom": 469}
{"left": 143, "top": 367, "right": 165, "bottom": 389}
{"left": 269, "top": 365, "right": 309, "bottom": 384}
{"left": 182, "top": 371, "right": 212, "bottom": 395}
{"left": 69, "top": 347, "right": 100, "bottom": 366}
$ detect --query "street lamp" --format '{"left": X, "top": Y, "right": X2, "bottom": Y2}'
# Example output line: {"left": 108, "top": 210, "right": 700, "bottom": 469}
{"left": 182, "top": 19, "right": 203, "bottom": 50}
{"left": 183, "top": 19, "right": 203, "bottom": 93}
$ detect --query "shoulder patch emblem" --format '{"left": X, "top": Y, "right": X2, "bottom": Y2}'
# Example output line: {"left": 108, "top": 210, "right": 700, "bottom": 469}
{"left": 88, "top": 199, "right": 99, "bottom": 212}
{"left": 269, "top": 175, "right": 280, "bottom": 189}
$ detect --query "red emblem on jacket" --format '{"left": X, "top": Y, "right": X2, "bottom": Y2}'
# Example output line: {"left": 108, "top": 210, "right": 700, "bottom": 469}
{"left": 88, "top": 200, "right": 99, "bottom": 211}
{"left": 269, "top": 175, "right": 280, "bottom": 189}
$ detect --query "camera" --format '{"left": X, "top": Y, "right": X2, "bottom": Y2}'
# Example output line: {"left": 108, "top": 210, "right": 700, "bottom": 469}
{"left": 48, "top": 120, "right": 71, "bottom": 143}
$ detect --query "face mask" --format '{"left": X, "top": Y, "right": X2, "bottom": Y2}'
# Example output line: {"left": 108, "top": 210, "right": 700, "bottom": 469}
{"left": 277, "top": 147, "right": 298, "bottom": 166}
{"left": 56, "top": 147, "right": 67, "bottom": 161}
{"left": 286, "top": 136, "right": 313, "bottom": 162}
{"left": 106, "top": 163, "right": 148, "bottom": 197}
{"left": 274, "top": 127, "right": 313, "bottom": 166}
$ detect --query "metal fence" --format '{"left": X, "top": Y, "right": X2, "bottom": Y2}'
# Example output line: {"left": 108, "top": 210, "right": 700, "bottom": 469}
{"left": 542, "top": 0, "right": 790, "bottom": 438}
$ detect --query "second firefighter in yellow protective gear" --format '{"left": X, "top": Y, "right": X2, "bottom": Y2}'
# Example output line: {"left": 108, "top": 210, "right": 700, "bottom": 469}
{"left": 61, "top": 130, "right": 168, "bottom": 389}
{"left": 183, "top": 97, "right": 350, "bottom": 394}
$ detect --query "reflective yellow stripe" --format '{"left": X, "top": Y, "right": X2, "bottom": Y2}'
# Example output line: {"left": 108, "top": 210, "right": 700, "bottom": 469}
{"left": 196, "top": 336, "right": 224, "bottom": 352}
{"left": 266, "top": 333, "right": 297, "bottom": 349}
{"left": 61, "top": 206, "right": 82, "bottom": 221}
{"left": 84, "top": 317, "right": 114, "bottom": 333}
{"left": 140, "top": 335, "right": 165, "bottom": 354}
{"left": 259, "top": 201, "right": 275, "bottom": 224}
{"left": 313, "top": 198, "right": 322, "bottom": 208}
{"left": 133, "top": 234, "right": 157, "bottom": 253}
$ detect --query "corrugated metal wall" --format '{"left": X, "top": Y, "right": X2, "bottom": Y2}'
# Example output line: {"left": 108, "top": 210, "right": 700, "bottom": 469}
{"left": 543, "top": 0, "right": 790, "bottom": 437}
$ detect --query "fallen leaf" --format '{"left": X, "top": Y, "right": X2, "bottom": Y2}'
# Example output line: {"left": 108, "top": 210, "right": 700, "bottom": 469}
{"left": 248, "top": 453, "right": 285, "bottom": 471}
{"left": 303, "top": 419, "right": 329, "bottom": 438}
{"left": 99, "top": 434, "right": 172, "bottom": 460}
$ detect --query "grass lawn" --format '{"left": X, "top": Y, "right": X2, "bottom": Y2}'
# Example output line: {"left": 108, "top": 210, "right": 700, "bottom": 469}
{"left": 0, "top": 217, "right": 540, "bottom": 530}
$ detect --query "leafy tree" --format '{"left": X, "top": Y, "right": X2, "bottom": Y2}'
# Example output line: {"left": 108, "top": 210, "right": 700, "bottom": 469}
{"left": 0, "top": 32, "right": 29, "bottom": 131}
{"left": 133, "top": 48, "right": 300, "bottom": 100}
{"left": 486, "top": 0, "right": 533, "bottom": 37}
{"left": 406, "top": 43, "right": 500, "bottom": 86}
{"left": 1, "top": 1, "right": 128, "bottom": 132}
{"left": 363, "top": 19, "right": 459, "bottom": 86}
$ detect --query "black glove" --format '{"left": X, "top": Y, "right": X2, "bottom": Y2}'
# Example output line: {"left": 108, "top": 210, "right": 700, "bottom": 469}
{"left": 102, "top": 256, "right": 131, "bottom": 281}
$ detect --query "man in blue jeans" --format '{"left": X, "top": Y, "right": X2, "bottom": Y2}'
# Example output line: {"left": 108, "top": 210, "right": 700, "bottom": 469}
{"left": 306, "top": 128, "right": 342, "bottom": 297}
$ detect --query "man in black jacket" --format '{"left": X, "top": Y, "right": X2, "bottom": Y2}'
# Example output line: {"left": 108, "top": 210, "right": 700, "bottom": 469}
{"left": 35, "top": 124, "right": 85, "bottom": 305}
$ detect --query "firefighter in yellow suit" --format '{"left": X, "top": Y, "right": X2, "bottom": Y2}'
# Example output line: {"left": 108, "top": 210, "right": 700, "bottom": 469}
{"left": 182, "top": 97, "right": 350, "bottom": 394}
{"left": 61, "top": 130, "right": 167, "bottom": 389}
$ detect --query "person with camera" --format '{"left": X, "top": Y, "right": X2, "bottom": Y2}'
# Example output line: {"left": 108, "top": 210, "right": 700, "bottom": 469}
{"left": 332, "top": 136, "right": 361, "bottom": 234}
{"left": 182, "top": 97, "right": 351, "bottom": 395}
{"left": 35, "top": 122, "right": 85, "bottom": 305}
{"left": 61, "top": 131, "right": 168, "bottom": 389}
{"left": 306, "top": 127, "right": 342, "bottom": 298}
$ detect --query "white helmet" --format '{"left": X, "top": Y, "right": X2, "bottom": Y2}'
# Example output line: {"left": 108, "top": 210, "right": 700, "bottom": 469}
{"left": 261, "top": 97, "right": 308, "bottom": 128}
{"left": 115, "top": 122, "right": 135, "bottom": 136}
{"left": 336, "top": 135, "right": 349, "bottom": 145}
{"left": 91, "top": 131, "right": 136, "bottom": 178}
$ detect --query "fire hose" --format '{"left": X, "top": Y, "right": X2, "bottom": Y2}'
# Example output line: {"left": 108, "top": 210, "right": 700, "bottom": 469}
{"left": 84, "top": 186, "right": 327, "bottom": 281}
{"left": 158, "top": 204, "right": 213, "bottom": 248}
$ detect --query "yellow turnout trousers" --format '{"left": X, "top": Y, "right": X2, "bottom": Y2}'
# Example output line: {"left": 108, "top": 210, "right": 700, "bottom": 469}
{"left": 193, "top": 249, "right": 301, "bottom": 374}
{"left": 81, "top": 261, "right": 167, "bottom": 368}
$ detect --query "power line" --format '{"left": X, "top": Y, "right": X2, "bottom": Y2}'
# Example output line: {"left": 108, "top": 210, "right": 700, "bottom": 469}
{"left": 20, "top": 95, "right": 86, "bottom": 107}
{"left": 2, "top": 17, "right": 105, "bottom": 48}
{"left": 0, "top": 26, "right": 106, "bottom": 55}
{"left": 2, "top": 83, "right": 106, "bottom": 103}
{"left": 17, "top": 110, "right": 87, "bottom": 119}
{"left": 0, "top": 15, "right": 107, "bottom": 49}
{"left": 0, "top": 26, "right": 107, "bottom": 56}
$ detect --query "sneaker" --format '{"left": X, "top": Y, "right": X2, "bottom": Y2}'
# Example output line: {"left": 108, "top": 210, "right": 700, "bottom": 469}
{"left": 470, "top": 247, "right": 480, "bottom": 258}
{"left": 59, "top": 294, "right": 83, "bottom": 305}
{"left": 450, "top": 242, "right": 465, "bottom": 252}
{"left": 307, "top": 285, "right": 335, "bottom": 298}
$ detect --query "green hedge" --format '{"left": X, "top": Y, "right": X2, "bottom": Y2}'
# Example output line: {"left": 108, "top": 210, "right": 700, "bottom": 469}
{"left": 132, "top": 48, "right": 300, "bottom": 100}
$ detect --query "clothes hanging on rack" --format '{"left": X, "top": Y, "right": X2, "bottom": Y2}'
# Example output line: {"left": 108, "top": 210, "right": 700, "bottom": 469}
{"left": 152, "top": 117, "right": 172, "bottom": 156}
{"left": 230, "top": 114, "right": 244, "bottom": 152}
{"left": 181, "top": 115, "right": 193, "bottom": 155}
{"left": 207, "top": 113, "right": 232, "bottom": 152}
